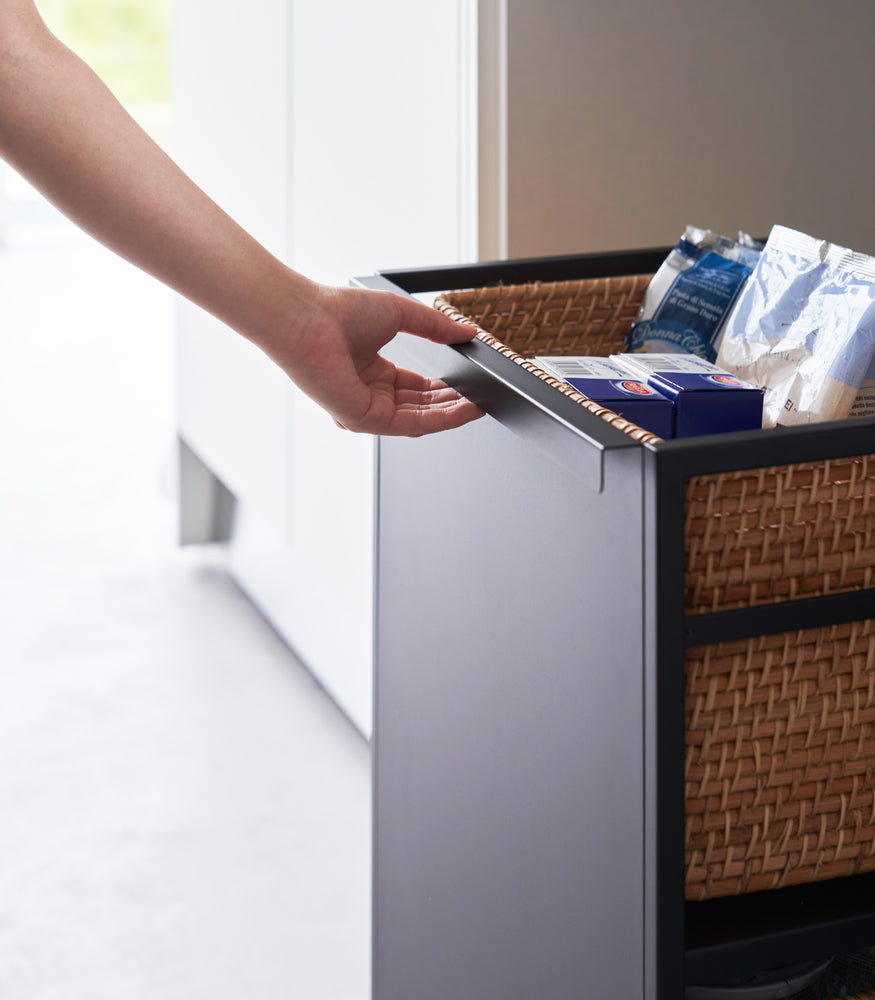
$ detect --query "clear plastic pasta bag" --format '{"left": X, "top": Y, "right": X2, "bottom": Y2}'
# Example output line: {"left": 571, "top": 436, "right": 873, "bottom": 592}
{"left": 623, "top": 225, "right": 762, "bottom": 360}
{"left": 716, "top": 225, "right": 875, "bottom": 427}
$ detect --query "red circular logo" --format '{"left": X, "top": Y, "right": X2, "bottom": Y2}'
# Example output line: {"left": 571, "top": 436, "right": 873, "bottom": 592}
{"left": 619, "top": 380, "right": 652, "bottom": 396}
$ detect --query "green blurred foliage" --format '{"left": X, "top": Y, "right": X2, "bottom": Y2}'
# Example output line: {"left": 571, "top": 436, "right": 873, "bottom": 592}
{"left": 38, "top": 0, "right": 171, "bottom": 103}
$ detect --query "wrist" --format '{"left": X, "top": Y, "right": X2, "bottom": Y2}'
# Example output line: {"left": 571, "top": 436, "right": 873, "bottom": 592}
{"left": 237, "top": 261, "right": 332, "bottom": 370}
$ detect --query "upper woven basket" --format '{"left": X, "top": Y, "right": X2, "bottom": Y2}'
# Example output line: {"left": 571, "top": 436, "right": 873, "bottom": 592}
{"left": 435, "top": 274, "right": 662, "bottom": 444}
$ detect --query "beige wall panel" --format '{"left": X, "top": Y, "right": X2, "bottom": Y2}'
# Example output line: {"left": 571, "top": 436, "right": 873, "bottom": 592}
{"left": 505, "top": 0, "right": 875, "bottom": 257}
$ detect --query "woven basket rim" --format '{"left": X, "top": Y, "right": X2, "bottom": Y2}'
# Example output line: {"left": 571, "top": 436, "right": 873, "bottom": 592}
{"left": 435, "top": 278, "right": 663, "bottom": 446}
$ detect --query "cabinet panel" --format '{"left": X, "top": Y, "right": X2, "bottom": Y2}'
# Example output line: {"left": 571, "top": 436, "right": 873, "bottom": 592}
{"left": 172, "top": 0, "right": 293, "bottom": 537}
{"left": 288, "top": 0, "right": 478, "bottom": 284}
{"left": 173, "top": 0, "right": 478, "bottom": 730}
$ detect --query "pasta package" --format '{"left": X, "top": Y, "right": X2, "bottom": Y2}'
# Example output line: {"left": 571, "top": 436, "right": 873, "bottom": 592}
{"left": 623, "top": 226, "right": 762, "bottom": 361}
{"left": 716, "top": 225, "right": 875, "bottom": 427}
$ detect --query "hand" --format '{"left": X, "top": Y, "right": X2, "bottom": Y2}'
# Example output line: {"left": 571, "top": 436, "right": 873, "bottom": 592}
{"left": 263, "top": 283, "right": 485, "bottom": 437}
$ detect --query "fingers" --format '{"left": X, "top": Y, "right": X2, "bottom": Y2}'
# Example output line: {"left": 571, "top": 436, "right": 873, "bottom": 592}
{"left": 384, "top": 372, "right": 485, "bottom": 436}
{"left": 334, "top": 369, "right": 485, "bottom": 437}
{"left": 336, "top": 394, "right": 483, "bottom": 436}
{"left": 386, "top": 395, "right": 486, "bottom": 437}
{"left": 392, "top": 292, "right": 479, "bottom": 346}
{"left": 394, "top": 385, "right": 466, "bottom": 407}
{"left": 392, "top": 371, "right": 464, "bottom": 404}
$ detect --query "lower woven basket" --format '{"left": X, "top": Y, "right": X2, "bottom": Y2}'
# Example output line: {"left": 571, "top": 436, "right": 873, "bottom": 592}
{"left": 685, "top": 619, "right": 875, "bottom": 901}
{"left": 437, "top": 277, "right": 875, "bottom": 904}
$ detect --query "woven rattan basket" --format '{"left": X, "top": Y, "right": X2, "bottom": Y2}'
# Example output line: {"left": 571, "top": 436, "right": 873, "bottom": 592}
{"left": 436, "top": 278, "right": 875, "bottom": 903}
{"left": 437, "top": 276, "right": 663, "bottom": 445}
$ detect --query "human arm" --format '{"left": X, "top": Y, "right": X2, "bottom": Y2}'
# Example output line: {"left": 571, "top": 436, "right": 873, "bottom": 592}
{"left": 0, "top": 0, "right": 482, "bottom": 435}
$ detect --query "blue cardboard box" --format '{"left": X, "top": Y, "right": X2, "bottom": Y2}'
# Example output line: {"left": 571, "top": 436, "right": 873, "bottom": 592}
{"left": 610, "top": 353, "right": 764, "bottom": 438}
{"left": 535, "top": 356, "right": 675, "bottom": 438}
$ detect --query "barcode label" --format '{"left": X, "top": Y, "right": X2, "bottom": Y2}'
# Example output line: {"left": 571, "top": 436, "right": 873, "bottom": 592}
{"left": 611, "top": 353, "right": 716, "bottom": 375}
{"left": 633, "top": 356, "right": 688, "bottom": 370}
{"left": 535, "top": 356, "right": 620, "bottom": 379}
{"left": 541, "top": 358, "right": 592, "bottom": 376}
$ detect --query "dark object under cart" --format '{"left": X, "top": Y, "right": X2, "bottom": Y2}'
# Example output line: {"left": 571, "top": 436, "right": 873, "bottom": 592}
{"left": 354, "top": 249, "right": 875, "bottom": 1000}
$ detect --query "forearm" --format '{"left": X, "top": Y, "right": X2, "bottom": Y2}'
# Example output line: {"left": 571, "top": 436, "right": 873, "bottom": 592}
{"left": 0, "top": 8, "right": 314, "bottom": 347}
{"left": 0, "top": 1, "right": 482, "bottom": 437}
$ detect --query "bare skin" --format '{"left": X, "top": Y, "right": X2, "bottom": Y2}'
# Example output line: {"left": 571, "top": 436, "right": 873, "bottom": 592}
{"left": 0, "top": 0, "right": 483, "bottom": 436}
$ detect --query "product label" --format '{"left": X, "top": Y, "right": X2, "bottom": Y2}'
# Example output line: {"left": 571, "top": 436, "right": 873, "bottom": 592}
{"left": 849, "top": 353, "right": 875, "bottom": 418}
{"left": 850, "top": 381, "right": 875, "bottom": 418}
{"left": 626, "top": 251, "right": 752, "bottom": 361}
{"left": 625, "top": 319, "right": 710, "bottom": 357}
{"left": 611, "top": 352, "right": 745, "bottom": 378}
{"left": 537, "top": 356, "right": 626, "bottom": 380}
{"left": 615, "top": 380, "right": 654, "bottom": 396}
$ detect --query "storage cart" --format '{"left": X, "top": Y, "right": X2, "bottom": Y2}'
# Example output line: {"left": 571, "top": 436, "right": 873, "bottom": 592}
{"left": 355, "top": 249, "right": 875, "bottom": 1000}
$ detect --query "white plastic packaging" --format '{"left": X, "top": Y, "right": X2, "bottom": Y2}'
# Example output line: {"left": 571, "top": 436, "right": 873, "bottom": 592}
{"left": 716, "top": 225, "right": 875, "bottom": 427}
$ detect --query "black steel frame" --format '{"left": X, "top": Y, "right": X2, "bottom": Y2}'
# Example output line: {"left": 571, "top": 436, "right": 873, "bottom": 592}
{"left": 356, "top": 248, "right": 875, "bottom": 999}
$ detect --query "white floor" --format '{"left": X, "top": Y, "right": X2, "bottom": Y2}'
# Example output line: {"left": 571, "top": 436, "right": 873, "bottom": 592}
{"left": 0, "top": 173, "right": 371, "bottom": 999}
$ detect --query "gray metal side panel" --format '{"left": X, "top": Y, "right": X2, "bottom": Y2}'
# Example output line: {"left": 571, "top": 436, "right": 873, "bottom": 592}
{"left": 373, "top": 410, "right": 647, "bottom": 999}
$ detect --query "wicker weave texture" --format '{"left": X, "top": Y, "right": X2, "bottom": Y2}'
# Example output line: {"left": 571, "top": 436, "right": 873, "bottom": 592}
{"left": 685, "top": 619, "right": 875, "bottom": 901}
{"left": 437, "top": 276, "right": 649, "bottom": 357}
{"left": 436, "top": 277, "right": 662, "bottom": 445}
{"left": 685, "top": 455, "right": 875, "bottom": 614}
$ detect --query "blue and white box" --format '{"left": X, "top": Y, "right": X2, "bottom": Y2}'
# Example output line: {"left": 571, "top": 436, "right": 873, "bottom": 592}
{"left": 535, "top": 356, "right": 675, "bottom": 438}
{"left": 610, "top": 353, "right": 764, "bottom": 438}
